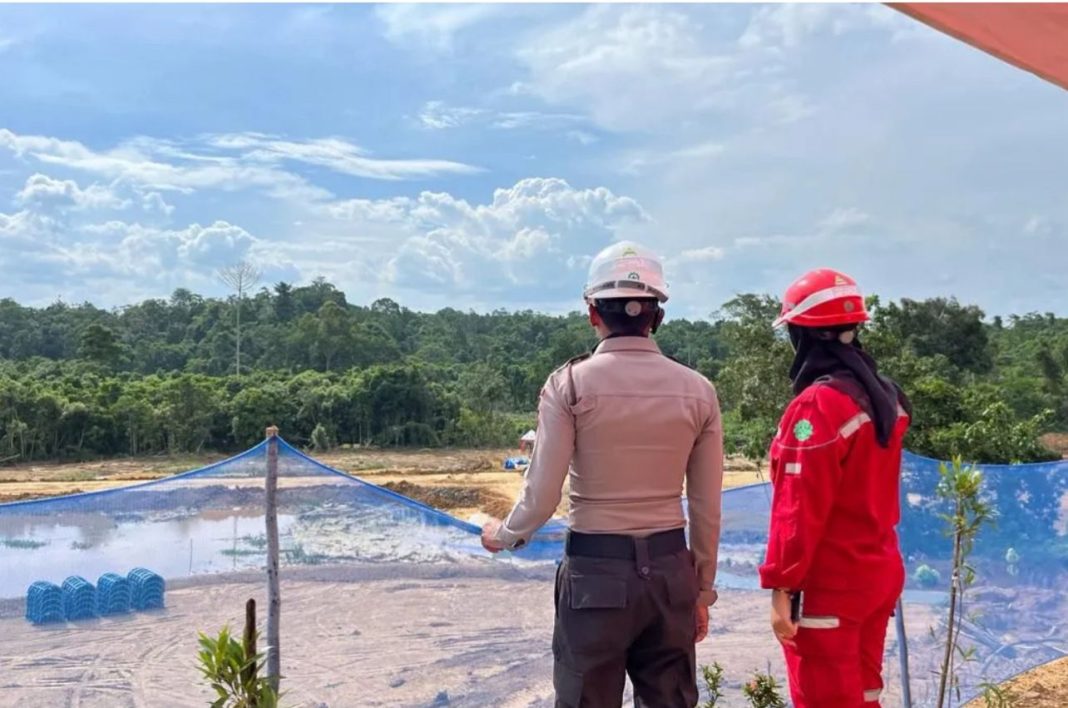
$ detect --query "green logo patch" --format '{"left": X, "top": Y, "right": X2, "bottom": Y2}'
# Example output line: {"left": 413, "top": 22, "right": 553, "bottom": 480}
{"left": 793, "top": 419, "right": 814, "bottom": 442}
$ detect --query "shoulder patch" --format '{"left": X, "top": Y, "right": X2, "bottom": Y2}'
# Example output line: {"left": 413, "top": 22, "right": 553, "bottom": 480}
{"left": 792, "top": 419, "right": 815, "bottom": 442}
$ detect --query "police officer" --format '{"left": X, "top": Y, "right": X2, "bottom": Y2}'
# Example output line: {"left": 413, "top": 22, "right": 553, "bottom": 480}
{"left": 758, "top": 268, "right": 911, "bottom": 707}
{"left": 481, "top": 241, "right": 725, "bottom": 708}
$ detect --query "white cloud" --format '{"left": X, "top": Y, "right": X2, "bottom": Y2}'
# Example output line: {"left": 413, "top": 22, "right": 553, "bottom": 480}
{"left": 0, "top": 128, "right": 327, "bottom": 200}
{"left": 567, "top": 130, "right": 598, "bottom": 146}
{"left": 376, "top": 4, "right": 502, "bottom": 51}
{"left": 764, "top": 92, "right": 817, "bottom": 125}
{"left": 490, "top": 111, "right": 585, "bottom": 130}
{"left": 518, "top": 6, "right": 735, "bottom": 133}
{"left": 418, "top": 101, "right": 485, "bottom": 130}
{"left": 415, "top": 101, "right": 586, "bottom": 133}
{"left": 621, "top": 139, "right": 725, "bottom": 176}
{"left": 141, "top": 191, "right": 175, "bottom": 216}
{"left": 208, "top": 133, "right": 483, "bottom": 180}
{"left": 83, "top": 219, "right": 257, "bottom": 273}
{"left": 739, "top": 4, "right": 906, "bottom": 50}
{"left": 1, "top": 128, "right": 481, "bottom": 207}
{"left": 818, "top": 207, "right": 871, "bottom": 233}
{"left": 671, "top": 141, "right": 726, "bottom": 160}
{"left": 1023, "top": 215, "right": 1057, "bottom": 237}
{"left": 512, "top": 4, "right": 924, "bottom": 135}
{"left": 16, "top": 173, "right": 130, "bottom": 211}
{"left": 679, "top": 246, "right": 726, "bottom": 262}
{"left": 320, "top": 177, "right": 647, "bottom": 302}
{"left": 0, "top": 164, "right": 258, "bottom": 302}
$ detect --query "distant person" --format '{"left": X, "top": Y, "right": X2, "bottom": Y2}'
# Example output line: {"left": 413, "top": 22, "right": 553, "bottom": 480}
{"left": 759, "top": 268, "right": 912, "bottom": 707}
{"left": 481, "top": 240, "right": 725, "bottom": 708}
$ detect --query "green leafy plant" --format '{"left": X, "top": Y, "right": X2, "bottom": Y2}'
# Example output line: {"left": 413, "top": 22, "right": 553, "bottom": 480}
{"left": 699, "top": 662, "right": 725, "bottom": 707}
{"left": 935, "top": 457, "right": 997, "bottom": 708}
{"left": 914, "top": 563, "right": 942, "bottom": 588}
{"left": 309, "top": 423, "right": 334, "bottom": 452}
{"left": 978, "top": 681, "right": 1015, "bottom": 707}
{"left": 742, "top": 669, "right": 787, "bottom": 708}
{"left": 196, "top": 625, "right": 279, "bottom": 708}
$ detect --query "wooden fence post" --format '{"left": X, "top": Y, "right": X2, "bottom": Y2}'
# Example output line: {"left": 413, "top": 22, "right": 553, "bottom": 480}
{"left": 265, "top": 426, "right": 281, "bottom": 693}
{"left": 895, "top": 597, "right": 912, "bottom": 707}
{"left": 243, "top": 597, "right": 258, "bottom": 707}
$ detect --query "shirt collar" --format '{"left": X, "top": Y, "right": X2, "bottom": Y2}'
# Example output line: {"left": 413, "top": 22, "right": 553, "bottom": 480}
{"left": 593, "top": 336, "right": 663, "bottom": 356}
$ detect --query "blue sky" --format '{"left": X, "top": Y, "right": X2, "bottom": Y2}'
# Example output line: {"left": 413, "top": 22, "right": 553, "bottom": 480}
{"left": 1, "top": 3, "right": 1066, "bottom": 320}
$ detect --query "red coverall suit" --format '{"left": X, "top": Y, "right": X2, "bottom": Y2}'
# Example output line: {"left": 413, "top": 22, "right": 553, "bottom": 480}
{"left": 759, "top": 377, "right": 910, "bottom": 707}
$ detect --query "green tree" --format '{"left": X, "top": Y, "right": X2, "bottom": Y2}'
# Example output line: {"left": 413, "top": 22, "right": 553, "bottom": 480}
{"left": 714, "top": 295, "right": 793, "bottom": 460}
{"left": 79, "top": 323, "right": 124, "bottom": 367}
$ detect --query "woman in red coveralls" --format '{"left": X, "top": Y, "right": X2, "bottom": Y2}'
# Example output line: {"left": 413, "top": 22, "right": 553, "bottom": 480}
{"left": 759, "top": 268, "right": 911, "bottom": 707}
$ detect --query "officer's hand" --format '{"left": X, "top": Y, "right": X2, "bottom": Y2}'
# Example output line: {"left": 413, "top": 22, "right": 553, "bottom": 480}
{"left": 694, "top": 603, "right": 709, "bottom": 643}
{"left": 770, "top": 590, "right": 798, "bottom": 648}
{"left": 480, "top": 519, "right": 507, "bottom": 553}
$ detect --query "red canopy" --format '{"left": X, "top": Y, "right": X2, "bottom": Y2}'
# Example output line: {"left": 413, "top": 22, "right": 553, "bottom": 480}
{"left": 890, "top": 3, "right": 1068, "bottom": 92}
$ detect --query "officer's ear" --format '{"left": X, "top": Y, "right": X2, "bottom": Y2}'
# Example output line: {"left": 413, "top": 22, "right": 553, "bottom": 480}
{"left": 588, "top": 304, "right": 602, "bottom": 328}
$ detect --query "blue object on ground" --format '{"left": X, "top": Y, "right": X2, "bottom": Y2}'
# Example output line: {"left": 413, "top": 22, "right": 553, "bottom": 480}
{"left": 128, "top": 567, "right": 165, "bottom": 610}
{"left": 97, "top": 572, "right": 132, "bottom": 616}
{"left": 61, "top": 576, "right": 97, "bottom": 621}
{"left": 25, "top": 581, "right": 64, "bottom": 625}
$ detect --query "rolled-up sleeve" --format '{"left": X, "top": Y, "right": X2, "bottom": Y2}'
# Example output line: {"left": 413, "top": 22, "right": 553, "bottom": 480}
{"left": 686, "top": 388, "right": 725, "bottom": 606}
{"left": 492, "top": 372, "right": 574, "bottom": 550}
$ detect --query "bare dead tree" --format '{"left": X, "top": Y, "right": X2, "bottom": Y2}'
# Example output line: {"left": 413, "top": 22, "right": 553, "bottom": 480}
{"left": 218, "top": 261, "right": 262, "bottom": 376}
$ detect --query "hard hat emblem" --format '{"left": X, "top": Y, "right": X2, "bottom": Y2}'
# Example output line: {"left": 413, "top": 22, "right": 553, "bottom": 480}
{"left": 843, "top": 301, "right": 855, "bottom": 312}
{"left": 621, "top": 247, "right": 638, "bottom": 256}
{"left": 834, "top": 275, "right": 847, "bottom": 285}
{"left": 627, "top": 272, "right": 640, "bottom": 280}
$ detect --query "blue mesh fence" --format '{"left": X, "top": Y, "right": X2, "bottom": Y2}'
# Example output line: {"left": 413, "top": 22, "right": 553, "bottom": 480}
{"left": 0, "top": 439, "right": 1065, "bottom": 706}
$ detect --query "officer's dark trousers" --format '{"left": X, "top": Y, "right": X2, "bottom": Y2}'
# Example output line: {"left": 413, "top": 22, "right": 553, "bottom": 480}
{"left": 553, "top": 529, "right": 699, "bottom": 708}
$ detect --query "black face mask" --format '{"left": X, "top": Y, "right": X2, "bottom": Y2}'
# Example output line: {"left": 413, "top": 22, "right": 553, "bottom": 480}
{"left": 787, "top": 324, "right": 906, "bottom": 448}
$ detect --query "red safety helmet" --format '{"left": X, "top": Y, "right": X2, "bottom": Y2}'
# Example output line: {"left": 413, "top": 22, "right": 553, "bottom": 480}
{"left": 772, "top": 268, "right": 870, "bottom": 329}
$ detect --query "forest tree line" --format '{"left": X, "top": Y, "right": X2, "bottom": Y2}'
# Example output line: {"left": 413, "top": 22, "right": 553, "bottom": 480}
{"left": 0, "top": 277, "right": 1065, "bottom": 464}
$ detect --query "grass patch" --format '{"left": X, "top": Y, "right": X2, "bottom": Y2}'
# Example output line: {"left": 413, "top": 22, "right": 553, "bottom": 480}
{"left": 240, "top": 534, "right": 268, "bottom": 549}
{"left": 220, "top": 548, "right": 262, "bottom": 557}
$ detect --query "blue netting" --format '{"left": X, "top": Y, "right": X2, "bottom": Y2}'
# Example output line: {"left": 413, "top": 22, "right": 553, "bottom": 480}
{"left": 895, "top": 451, "right": 1068, "bottom": 705}
{"left": 1, "top": 439, "right": 1065, "bottom": 706}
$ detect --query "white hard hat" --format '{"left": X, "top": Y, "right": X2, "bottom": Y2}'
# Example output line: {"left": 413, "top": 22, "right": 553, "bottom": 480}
{"left": 583, "top": 241, "right": 669, "bottom": 304}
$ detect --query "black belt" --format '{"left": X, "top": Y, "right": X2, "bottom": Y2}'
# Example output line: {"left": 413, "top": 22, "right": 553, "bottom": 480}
{"left": 565, "top": 528, "right": 687, "bottom": 560}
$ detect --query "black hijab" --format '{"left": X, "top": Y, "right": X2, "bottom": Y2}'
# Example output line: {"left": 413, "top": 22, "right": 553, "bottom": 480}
{"left": 787, "top": 325, "right": 908, "bottom": 448}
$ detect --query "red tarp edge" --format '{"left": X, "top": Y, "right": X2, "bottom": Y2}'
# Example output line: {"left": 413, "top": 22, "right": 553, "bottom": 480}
{"left": 889, "top": 3, "right": 1068, "bottom": 92}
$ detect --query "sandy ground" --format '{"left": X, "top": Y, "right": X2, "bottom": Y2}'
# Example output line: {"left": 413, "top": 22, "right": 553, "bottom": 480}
{"left": 0, "top": 561, "right": 929, "bottom": 708}
{"left": 962, "top": 655, "right": 1068, "bottom": 707}
{"left": 0, "top": 563, "right": 783, "bottom": 708}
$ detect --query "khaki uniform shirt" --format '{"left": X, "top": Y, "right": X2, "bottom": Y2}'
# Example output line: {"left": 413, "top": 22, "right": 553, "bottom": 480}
{"left": 492, "top": 336, "right": 725, "bottom": 605}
